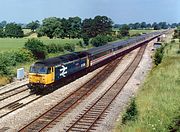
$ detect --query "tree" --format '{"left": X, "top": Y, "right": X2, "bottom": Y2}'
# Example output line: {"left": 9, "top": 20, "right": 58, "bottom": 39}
{"left": 37, "top": 17, "right": 62, "bottom": 39}
{"left": 82, "top": 16, "right": 113, "bottom": 38}
{"left": 174, "top": 27, "right": 180, "bottom": 38}
{"left": 152, "top": 22, "right": 160, "bottom": 30}
{"left": 158, "top": 22, "right": 168, "bottom": 29}
{"left": 0, "top": 21, "right": 7, "bottom": 28}
{"left": 128, "top": 23, "right": 134, "bottom": 29}
{"left": 53, "top": 27, "right": 64, "bottom": 38}
{"left": 91, "top": 35, "right": 109, "bottom": 47}
{"left": 5, "top": 23, "right": 24, "bottom": 38}
{"left": 140, "top": 22, "right": 147, "bottom": 29}
{"left": 0, "top": 28, "right": 5, "bottom": 38}
{"left": 82, "top": 33, "right": 90, "bottom": 45}
{"left": 68, "top": 17, "right": 82, "bottom": 38}
{"left": 24, "top": 38, "right": 47, "bottom": 59}
{"left": 133, "top": 22, "right": 141, "bottom": 29}
{"left": 146, "top": 23, "right": 152, "bottom": 29}
{"left": 82, "top": 18, "right": 93, "bottom": 38}
{"left": 171, "top": 23, "right": 178, "bottom": 28}
{"left": 92, "top": 16, "right": 113, "bottom": 37}
{"left": 154, "top": 24, "right": 161, "bottom": 30}
{"left": 64, "top": 43, "right": 75, "bottom": 52}
{"left": 61, "top": 18, "right": 71, "bottom": 38}
{"left": 27, "top": 20, "right": 40, "bottom": 32}
{"left": 119, "top": 24, "right": 130, "bottom": 37}
{"left": 154, "top": 46, "right": 164, "bottom": 65}
{"left": 113, "top": 24, "right": 121, "bottom": 28}
{"left": 152, "top": 22, "right": 157, "bottom": 28}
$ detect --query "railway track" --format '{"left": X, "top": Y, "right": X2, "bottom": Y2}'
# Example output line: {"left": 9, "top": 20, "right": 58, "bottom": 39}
{"left": 19, "top": 55, "right": 124, "bottom": 132}
{"left": 0, "top": 85, "right": 28, "bottom": 101}
{"left": 64, "top": 44, "right": 147, "bottom": 132}
{"left": 0, "top": 93, "right": 42, "bottom": 118}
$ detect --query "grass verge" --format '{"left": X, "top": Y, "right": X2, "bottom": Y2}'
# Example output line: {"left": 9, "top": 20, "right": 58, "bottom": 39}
{"left": 114, "top": 41, "right": 180, "bottom": 132}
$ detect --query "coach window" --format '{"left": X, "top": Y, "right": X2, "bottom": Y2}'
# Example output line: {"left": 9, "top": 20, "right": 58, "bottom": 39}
{"left": 51, "top": 67, "right": 54, "bottom": 72}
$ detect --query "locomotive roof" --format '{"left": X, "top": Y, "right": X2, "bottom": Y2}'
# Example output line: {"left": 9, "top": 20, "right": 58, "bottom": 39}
{"left": 34, "top": 51, "right": 89, "bottom": 67}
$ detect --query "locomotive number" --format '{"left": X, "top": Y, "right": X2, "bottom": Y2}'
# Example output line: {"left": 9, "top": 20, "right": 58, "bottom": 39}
{"left": 81, "top": 63, "right": 86, "bottom": 67}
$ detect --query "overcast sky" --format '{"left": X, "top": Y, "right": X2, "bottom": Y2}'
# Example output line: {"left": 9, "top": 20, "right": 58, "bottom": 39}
{"left": 0, "top": 0, "right": 179, "bottom": 24}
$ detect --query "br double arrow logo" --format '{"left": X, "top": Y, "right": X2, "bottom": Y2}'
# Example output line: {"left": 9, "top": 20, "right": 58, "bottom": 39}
{"left": 60, "top": 65, "right": 67, "bottom": 77}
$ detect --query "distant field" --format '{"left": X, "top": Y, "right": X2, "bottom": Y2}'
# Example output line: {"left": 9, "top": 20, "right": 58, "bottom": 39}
{"left": 113, "top": 28, "right": 155, "bottom": 36}
{"left": 0, "top": 29, "right": 155, "bottom": 51}
{"left": 23, "top": 29, "right": 32, "bottom": 35}
{"left": 0, "top": 38, "right": 82, "bottom": 51}
{"left": 129, "top": 29, "right": 155, "bottom": 36}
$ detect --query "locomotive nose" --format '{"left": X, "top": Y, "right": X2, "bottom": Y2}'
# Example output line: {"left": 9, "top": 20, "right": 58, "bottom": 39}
{"left": 29, "top": 75, "right": 46, "bottom": 84}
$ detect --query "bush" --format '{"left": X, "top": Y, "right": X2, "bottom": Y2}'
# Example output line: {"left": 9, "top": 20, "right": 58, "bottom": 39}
{"left": 171, "top": 39, "right": 175, "bottom": 43}
{"left": 117, "top": 34, "right": 123, "bottom": 39}
{"left": 47, "top": 43, "right": 64, "bottom": 53}
{"left": 57, "top": 44, "right": 64, "bottom": 52}
{"left": 82, "top": 34, "right": 90, "bottom": 45}
{"left": 154, "top": 46, "right": 164, "bottom": 65}
{"left": 76, "top": 41, "right": 84, "bottom": 48}
{"left": 119, "top": 24, "right": 130, "bottom": 37}
{"left": 64, "top": 43, "right": 75, "bottom": 52}
{"left": 177, "top": 50, "right": 180, "bottom": 54}
{"left": 13, "top": 49, "right": 34, "bottom": 63}
{"left": 106, "top": 35, "right": 113, "bottom": 42}
{"left": 91, "top": 35, "right": 109, "bottom": 47}
{"left": 0, "top": 28, "right": 5, "bottom": 38}
{"left": 0, "top": 53, "right": 13, "bottom": 75}
{"left": 25, "top": 38, "right": 47, "bottom": 59}
{"left": 168, "top": 115, "right": 180, "bottom": 132}
{"left": 122, "top": 98, "right": 138, "bottom": 124}
{"left": 0, "top": 50, "right": 33, "bottom": 76}
{"left": 5, "top": 23, "right": 24, "bottom": 38}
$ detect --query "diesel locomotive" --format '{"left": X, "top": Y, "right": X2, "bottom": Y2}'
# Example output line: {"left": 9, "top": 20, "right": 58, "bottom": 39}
{"left": 28, "top": 31, "right": 163, "bottom": 90}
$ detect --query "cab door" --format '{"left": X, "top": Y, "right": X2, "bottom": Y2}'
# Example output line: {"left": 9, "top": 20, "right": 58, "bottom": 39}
{"left": 46, "top": 67, "right": 55, "bottom": 84}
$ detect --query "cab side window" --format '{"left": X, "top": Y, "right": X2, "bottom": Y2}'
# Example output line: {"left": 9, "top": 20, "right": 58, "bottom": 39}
{"left": 47, "top": 68, "right": 51, "bottom": 74}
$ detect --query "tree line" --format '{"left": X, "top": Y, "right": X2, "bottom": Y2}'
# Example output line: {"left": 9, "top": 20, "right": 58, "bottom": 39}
{"left": 0, "top": 16, "right": 113, "bottom": 41}
{"left": 0, "top": 22, "right": 24, "bottom": 38}
{"left": 1, "top": 19, "right": 180, "bottom": 40}
{"left": 114, "top": 22, "right": 180, "bottom": 30}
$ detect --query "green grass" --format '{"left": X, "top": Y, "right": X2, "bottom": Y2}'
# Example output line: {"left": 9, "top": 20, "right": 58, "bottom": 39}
{"left": 114, "top": 41, "right": 180, "bottom": 132}
{"left": 112, "top": 28, "right": 155, "bottom": 36}
{"left": 23, "top": 29, "right": 32, "bottom": 35}
{"left": 0, "top": 29, "right": 155, "bottom": 51}
{"left": 129, "top": 29, "right": 155, "bottom": 36}
{"left": 0, "top": 38, "right": 82, "bottom": 51}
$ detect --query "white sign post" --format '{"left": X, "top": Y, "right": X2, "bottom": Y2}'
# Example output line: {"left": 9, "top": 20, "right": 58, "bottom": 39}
{"left": 17, "top": 68, "right": 25, "bottom": 80}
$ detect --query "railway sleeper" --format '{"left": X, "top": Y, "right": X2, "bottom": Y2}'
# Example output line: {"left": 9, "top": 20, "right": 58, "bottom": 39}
{"left": 8, "top": 103, "right": 24, "bottom": 110}
{"left": 80, "top": 117, "right": 96, "bottom": 121}
{"left": 71, "top": 125, "right": 90, "bottom": 129}
{"left": 86, "top": 112, "right": 101, "bottom": 115}
{"left": 83, "top": 114, "right": 99, "bottom": 118}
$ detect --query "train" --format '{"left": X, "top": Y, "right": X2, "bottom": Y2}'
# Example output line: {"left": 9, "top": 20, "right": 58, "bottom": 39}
{"left": 28, "top": 31, "right": 165, "bottom": 90}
